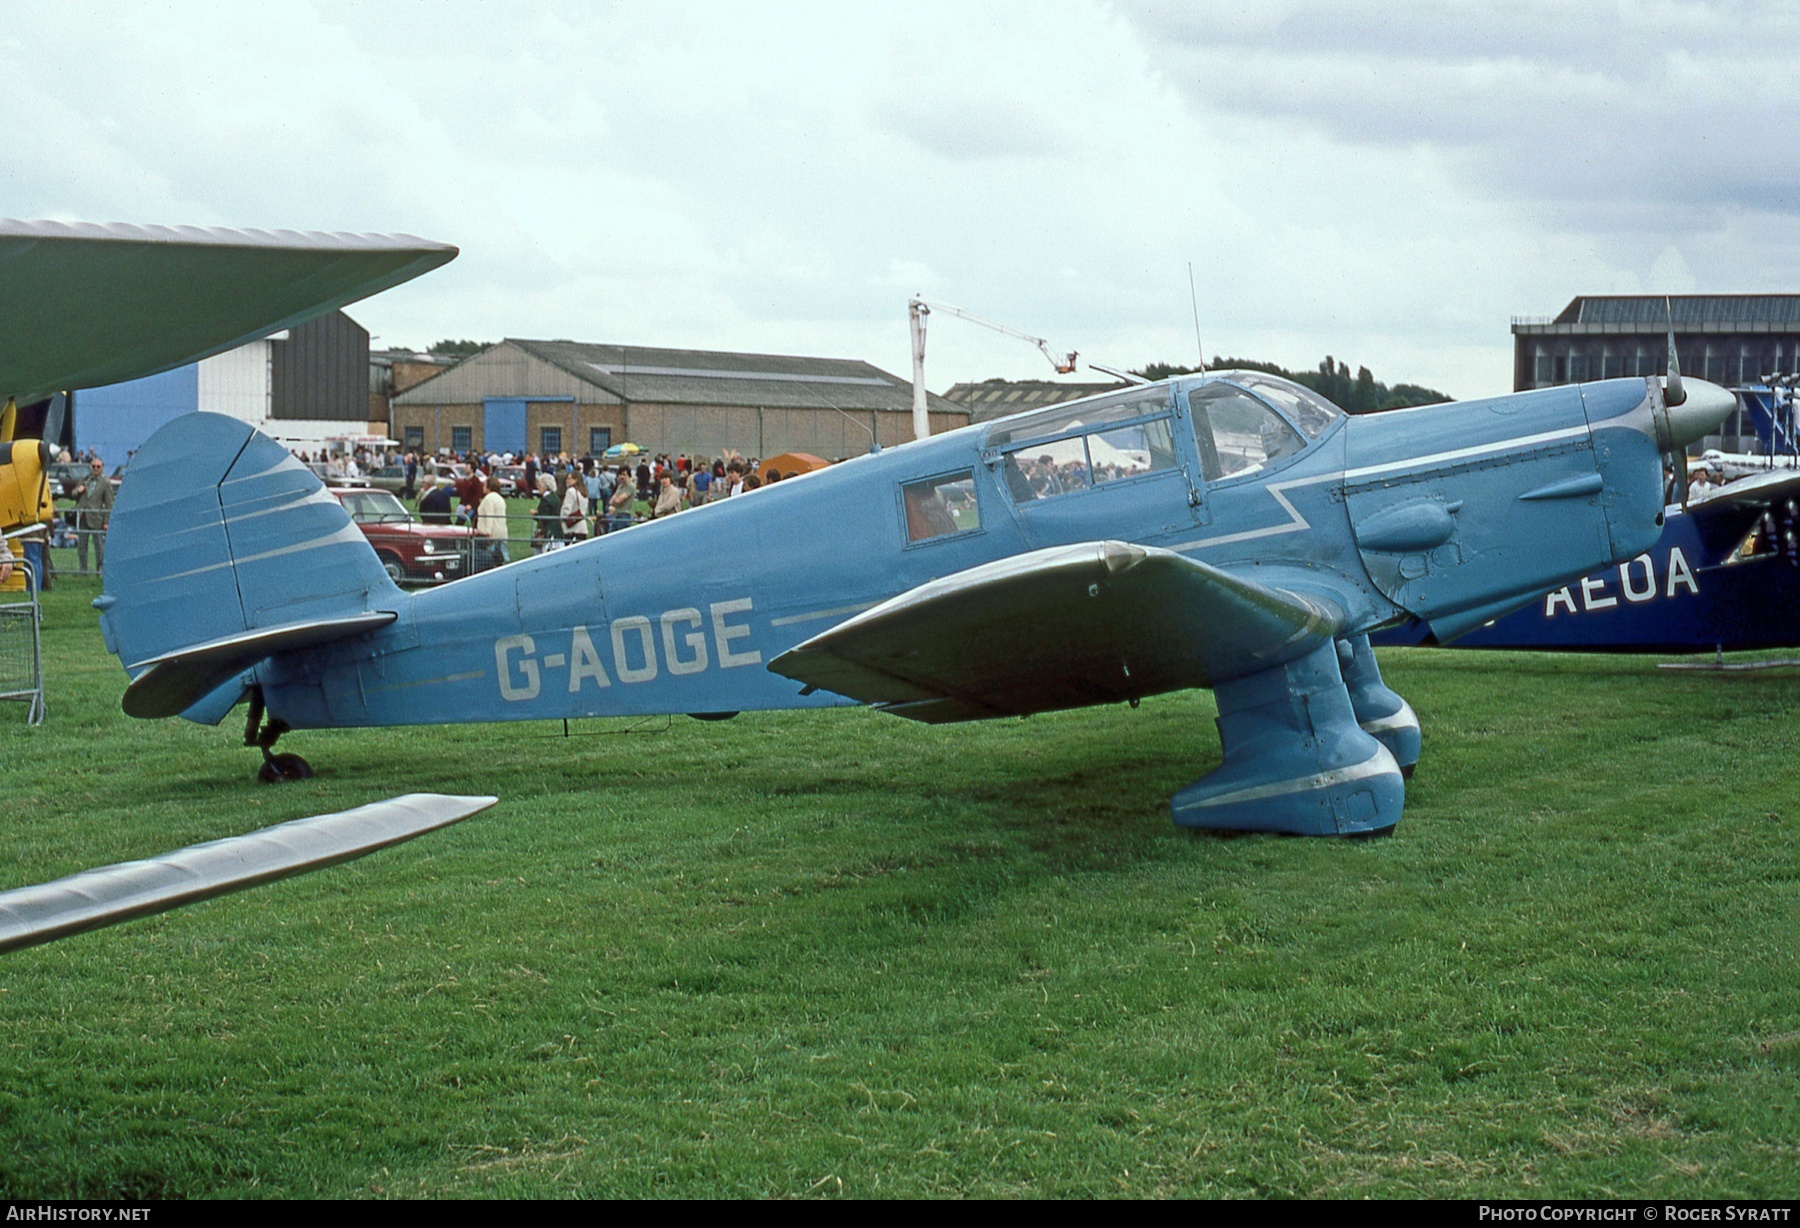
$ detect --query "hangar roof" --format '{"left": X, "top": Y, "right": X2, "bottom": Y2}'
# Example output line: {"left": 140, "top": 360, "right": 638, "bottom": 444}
{"left": 479, "top": 339, "right": 958, "bottom": 413}
{"left": 1517, "top": 295, "right": 1800, "bottom": 334}
{"left": 944, "top": 378, "right": 1130, "bottom": 423}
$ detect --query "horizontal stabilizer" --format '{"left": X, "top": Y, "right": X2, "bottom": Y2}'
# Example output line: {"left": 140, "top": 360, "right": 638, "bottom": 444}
{"left": 769, "top": 541, "right": 1341, "bottom": 722}
{"left": 0, "top": 220, "right": 457, "bottom": 400}
{"left": 123, "top": 611, "right": 397, "bottom": 718}
{"left": 0, "top": 793, "right": 496, "bottom": 955}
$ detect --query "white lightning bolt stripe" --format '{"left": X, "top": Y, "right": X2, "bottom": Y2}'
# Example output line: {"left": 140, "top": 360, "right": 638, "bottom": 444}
{"left": 1172, "top": 426, "right": 1593, "bottom": 553}
{"left": 1338, "top": 426, "right": 1590, "bottom": 483}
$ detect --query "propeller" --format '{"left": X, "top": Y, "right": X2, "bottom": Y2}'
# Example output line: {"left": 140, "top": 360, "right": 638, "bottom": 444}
{"left": 1651, "top": 299, "right": 1736, "bottom": 510}
{"left": 1664, "top": 299, "right": 1690, "bottom": 507}
{"left": 1664, "top": 296, "right": 1686, "bottom": 408}
{"left": 41, "top": 392, "right": 66, "bottom": 453}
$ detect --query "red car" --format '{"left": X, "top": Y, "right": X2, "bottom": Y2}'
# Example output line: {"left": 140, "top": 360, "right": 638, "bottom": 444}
{"left": 327, "top": 487, "right": 480, "bottom": 585}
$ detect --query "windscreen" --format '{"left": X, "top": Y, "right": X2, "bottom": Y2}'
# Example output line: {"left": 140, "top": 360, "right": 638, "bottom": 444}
{"left": 340, "top": 491, "right": 411, "bottom": 524}
{"left": 1188, "top": 384, "right": 1306, "bottom": 481}
{"left": 1213, "top": 371, "right": 1342, "bottom": 438}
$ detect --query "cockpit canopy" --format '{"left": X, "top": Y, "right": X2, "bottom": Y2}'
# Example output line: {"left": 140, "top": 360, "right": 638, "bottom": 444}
{"left": 1208, "top": 371, "right": 1342, "bottom": 439}
{"left": 980, "top": 370, "right": 1343, "bottom": 496}
{"left": 1187, "top": 371, "right": 1341, "bottom": 482}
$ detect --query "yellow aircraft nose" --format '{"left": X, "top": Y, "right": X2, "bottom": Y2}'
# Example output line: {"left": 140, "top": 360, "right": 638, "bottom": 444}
{"left": 0, "top": 437, "right": 53, "bottom": 532}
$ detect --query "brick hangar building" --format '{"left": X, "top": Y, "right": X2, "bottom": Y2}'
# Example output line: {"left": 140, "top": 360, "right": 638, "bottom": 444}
{"left": 390, "top": 339, "right": 968, "bottom": 461}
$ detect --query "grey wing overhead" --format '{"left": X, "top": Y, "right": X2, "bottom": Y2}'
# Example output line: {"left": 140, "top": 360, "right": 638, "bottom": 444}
{"left": 0, "top": 220, "right": 458, "bottom": 401}
{"left": 767, "top": 541, "right": 1343, "bottom": 723}
{"left": 0, "top": 793, "right": 496, "bottom": 955}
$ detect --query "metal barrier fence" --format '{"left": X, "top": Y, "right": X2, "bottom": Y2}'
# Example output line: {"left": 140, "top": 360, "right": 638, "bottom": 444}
{"left": 384, "top": 509, "right": 642, "bottom": 586}
{"left": 36, "top": 505, "right": 659, "bottom": 590}
{"left": 42, "top": 515, "right": 108, "bottom": 580}
{"left": 0, "top": 553, "right": 45, "bottom": 725}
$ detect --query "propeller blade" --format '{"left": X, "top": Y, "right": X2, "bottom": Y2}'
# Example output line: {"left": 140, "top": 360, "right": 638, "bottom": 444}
{"left": 1674, "top": 451, "right": 1691, "bottom": 509}
{"left": 0, "top": 793, "right": 496, "bottom": 954}
{"left": 1665, "top": 296, "right": 1686, "bottom": 407}
{"left": 41, "top": 393, "right": 66, "bottom": 450}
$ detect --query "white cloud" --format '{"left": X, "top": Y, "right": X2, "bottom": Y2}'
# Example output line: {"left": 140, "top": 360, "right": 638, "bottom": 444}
{"left": 3, "top": 1, "right": 1796, "bottom": 399}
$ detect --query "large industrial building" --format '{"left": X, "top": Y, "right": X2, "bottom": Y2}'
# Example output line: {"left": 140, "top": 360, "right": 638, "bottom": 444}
{"left": 390, "top": 340, "right": 967, "bottom": 460}
{"left": 943, "top": 378, "right": 1129, "bottom": 423}
{"left": 370, "top": 348, "right": 455, "bottom": 424}
{"left": 1513, "top": 295, "right": 1800, "bottom": 451}
{"left": 76, "top": 310, "right": 377, "bottom": 467}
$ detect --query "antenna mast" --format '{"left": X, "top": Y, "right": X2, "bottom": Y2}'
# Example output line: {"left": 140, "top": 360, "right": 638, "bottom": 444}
{"left": 1188, "top": 262, "right": 1206, "bottom": 372}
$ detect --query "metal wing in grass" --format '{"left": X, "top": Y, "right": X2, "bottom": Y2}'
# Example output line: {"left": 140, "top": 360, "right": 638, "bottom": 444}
{"left": 0, "top": 793, "right": 495, "bottom": 954}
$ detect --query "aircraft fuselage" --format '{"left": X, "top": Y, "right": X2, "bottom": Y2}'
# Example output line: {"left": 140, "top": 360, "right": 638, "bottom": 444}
{"left": 256, "top": 373, "right": 1675, "bottom": 730}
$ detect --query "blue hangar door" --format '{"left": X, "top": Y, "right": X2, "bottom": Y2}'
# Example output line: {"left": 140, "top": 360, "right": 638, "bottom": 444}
{"left": 483, "top": 397, "right": 528, "bottom": 456}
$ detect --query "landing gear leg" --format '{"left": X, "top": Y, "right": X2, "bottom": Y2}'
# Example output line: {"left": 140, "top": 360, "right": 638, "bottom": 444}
{"left": 244, "top": 687, "right": 312, "bottom": 784}
{"left": 1338, "top": 634, "right": 1421, "bottom": 778}
{"left": 1171, "top": 640, "right": 1404, "bottom": 836}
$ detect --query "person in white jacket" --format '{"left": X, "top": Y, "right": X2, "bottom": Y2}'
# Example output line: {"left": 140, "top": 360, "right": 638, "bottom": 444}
{"left": 561, "top": 471, "right": 591, "bottom": 540}
{"left": 476, "top": 476, "right": 509, "bottom": 568}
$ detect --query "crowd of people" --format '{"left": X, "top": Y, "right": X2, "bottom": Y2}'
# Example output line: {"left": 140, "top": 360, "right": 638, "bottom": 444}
{"left": 315, "top": 446, "right": 818, "bottom": 557}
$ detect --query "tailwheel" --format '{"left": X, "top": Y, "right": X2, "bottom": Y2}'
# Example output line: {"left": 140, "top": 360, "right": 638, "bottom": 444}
{"left": 258, "top": 752, "right": 314, "bottom": 784}
{"left": 245, "top": 687, "right": 311, "bottom": 784}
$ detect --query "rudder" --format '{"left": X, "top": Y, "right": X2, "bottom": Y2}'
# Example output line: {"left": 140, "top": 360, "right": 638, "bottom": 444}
{"left": 97, "top": 413, "right": 403, "bottom": 720}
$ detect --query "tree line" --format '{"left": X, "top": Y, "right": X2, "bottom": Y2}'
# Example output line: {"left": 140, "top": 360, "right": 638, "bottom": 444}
{"left": 1133, "top": 356, "right": 1451, "bottom": 413}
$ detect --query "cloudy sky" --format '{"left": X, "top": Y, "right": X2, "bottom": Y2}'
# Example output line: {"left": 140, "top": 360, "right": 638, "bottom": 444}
{"left": 5, "top": 1, "right": 1796, "bottom": 399}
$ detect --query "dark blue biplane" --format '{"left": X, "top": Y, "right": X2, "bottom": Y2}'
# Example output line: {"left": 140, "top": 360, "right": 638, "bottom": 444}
{"left": 1374, "top": 474, "right": 1800, "bottom": 655}
{"left": 1375, "top": 376, "right": 1800, "bottom": 657}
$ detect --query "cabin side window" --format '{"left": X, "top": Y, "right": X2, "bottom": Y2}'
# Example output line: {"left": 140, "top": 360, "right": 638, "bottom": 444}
{"left": 1002, "top": 437, "right": 1089, "bottom": 501}
{"left": 1091, "top": 419, "right": 1177, "bottom": 484}
{"left": 986, "top": 390, "right": 1174, "bottom": 450}
{"left": 999, "top": 418, "right": 1180, "bottom": 502}
{"left": 902, "top": 470, "right": 980, "bottom": 542}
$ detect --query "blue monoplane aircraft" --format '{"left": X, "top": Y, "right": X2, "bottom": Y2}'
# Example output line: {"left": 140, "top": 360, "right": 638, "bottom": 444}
{"left": 0, "top": 221, "right": 1737, "bottom": 841}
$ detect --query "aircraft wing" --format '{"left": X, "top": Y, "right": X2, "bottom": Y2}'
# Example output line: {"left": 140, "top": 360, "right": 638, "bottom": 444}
{"left": 0, "top": 220, "right": 457, "bottom": 401}
{"left": 0, "top": 793, "right": 495, "bottom": 954}
{"left": 1696, "top": 468, "right": 1800, "bottom": 511}
{"left": 768, "top": 540, "right": 1342, "bottom": 722}
{"left": 1683, "top": 469, "right": 1800, "bottom": 562}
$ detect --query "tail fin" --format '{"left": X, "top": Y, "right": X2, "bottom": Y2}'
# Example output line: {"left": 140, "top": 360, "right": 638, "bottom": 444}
{"left": 97, "top": 413, "right": 404, "bottom": 720}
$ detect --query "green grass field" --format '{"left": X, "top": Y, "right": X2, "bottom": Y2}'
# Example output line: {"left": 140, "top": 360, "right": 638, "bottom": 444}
{"left": 0, "top": 574, "right": 1796, "bottom": 1198}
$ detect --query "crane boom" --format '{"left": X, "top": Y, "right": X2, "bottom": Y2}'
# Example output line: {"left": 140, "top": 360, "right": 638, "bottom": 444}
{"left": 908, "top": 296, "right": 1079, "bottom": 441}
